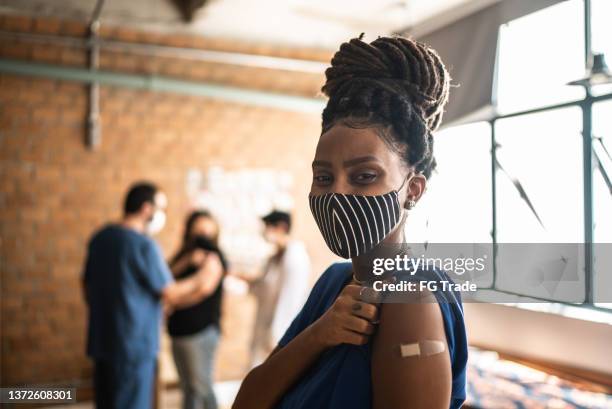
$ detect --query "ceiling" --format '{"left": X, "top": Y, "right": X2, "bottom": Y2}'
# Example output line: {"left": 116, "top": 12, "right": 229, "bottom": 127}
{"left": 0, "top": 0, "right": 499, "bottom": 49}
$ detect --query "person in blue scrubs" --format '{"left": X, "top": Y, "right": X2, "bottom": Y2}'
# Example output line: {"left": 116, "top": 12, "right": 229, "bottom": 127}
{"left": 233, "top": 35, "right": 468, "bottom": 409}
{"left": 83, "top": 182, "right": 223, "bottom": 409}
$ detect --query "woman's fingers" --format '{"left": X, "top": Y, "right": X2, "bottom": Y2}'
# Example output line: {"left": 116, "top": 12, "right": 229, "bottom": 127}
{"left": 344, "top": 315, "right": 375, "bottom": 336}
{"left": 357, "top": 286, "right": 383, "bottom": 304}
{"left": 319, "top": 283, "right": 385, "bottom": 346}
{"left": 204, "top": 252, "right": 223, "bottom": 273}
{"left": 341, "top": 285, "right": 380, "bottom": 322}
{"left": 343, "top": 284, "right": 383, "bottom": 304}
{"left": 343, "top": 284, "right": 366, "bottom": 298}
{"left": 344, "top": 331, "right": 369, "bottom": 346}
{"left": 350, "top": 301, "right": 378, "bottom": 322}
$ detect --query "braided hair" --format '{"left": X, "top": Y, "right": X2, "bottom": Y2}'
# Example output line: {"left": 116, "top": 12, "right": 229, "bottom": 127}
{"left": 321, "top": 34, "right": 450, "bottom": 179}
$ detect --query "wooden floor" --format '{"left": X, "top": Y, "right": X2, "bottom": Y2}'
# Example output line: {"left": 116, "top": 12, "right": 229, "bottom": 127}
{"left": 45, "top": 381, "right": 242, "bottom": 409}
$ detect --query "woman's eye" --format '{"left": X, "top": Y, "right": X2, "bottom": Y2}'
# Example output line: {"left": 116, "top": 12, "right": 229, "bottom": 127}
{"left": 313, "top": 174, "right": 332, "bottom": 184}
{"left": 353, "top": 173, "right": 377, "bottom": 184}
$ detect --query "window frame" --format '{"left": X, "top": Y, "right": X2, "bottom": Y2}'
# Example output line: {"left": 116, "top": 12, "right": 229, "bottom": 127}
{"left": 480, "top": 0, "right": 612, "bottom": 312}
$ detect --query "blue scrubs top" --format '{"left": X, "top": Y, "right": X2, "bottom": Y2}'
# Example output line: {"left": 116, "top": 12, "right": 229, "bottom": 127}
{"left": 275, "top": 262, "right": 468, "bottom": 409}
{"left": 83, "top": 224, "right": 173, "bottom": 363}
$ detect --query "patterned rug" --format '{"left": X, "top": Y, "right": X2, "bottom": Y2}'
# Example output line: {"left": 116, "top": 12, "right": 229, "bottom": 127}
{"left": 466, "top": 348, "right": 612, "bottom": 409}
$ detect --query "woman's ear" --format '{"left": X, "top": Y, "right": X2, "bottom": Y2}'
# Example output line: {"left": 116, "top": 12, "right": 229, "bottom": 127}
{"left": 403, "top": 173, "right": 426, "bottom": 209}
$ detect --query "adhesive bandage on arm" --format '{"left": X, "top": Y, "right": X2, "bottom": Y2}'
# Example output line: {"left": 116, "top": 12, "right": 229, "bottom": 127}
{"left": 399, "top": 340, "right": 446, "bottom": 358}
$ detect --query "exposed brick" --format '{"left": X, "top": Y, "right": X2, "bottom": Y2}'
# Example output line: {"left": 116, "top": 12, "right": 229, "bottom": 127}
{"left": 60, "top": 106, "right": 86, "bottom": 124}
{"left": 60, "top": 19, "right": 87, "bottom": 37}
{"left": 0, "top": 41, "right": 31, "bottom": 59}
{"left": 1, "top": 15, "right": 32, "bottom": 32}
{"left": 60, "top": 48, "right": 87, "bottom": 66}
{"left": 31, "top": 44, "right": 62, "bottom": 63}
{"left": 164, "top": 33, "right": 195, "bottom": 48}
{"left": 18, "top": 86, "right": 46, "bottom": 104}
{"left": 33, "top": 16, "right": 62, "bottom": 35}
{"left": 1, "top": 102, "right": 30, "bottom": 121}
{"left": 56, "top": 81, "right": 85, "bottom": 95}
{"left": 32, "top": 106, "right": 59, "bottom": 123}
{"left": 110, "top": 26, "right": 141, "bottom": 43}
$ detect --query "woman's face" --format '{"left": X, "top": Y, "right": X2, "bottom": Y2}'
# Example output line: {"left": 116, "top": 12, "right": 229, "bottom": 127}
{"left": 190, "top": 216, "right": 218, "bottom": 240}
{"left": 310, "top": 123, "right": 427, "bottom": 248}
{"left": 311, "top": 124, "right": 410, "bottom": 197}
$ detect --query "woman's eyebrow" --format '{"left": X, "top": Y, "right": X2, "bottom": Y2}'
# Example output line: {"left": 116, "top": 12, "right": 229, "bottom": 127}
{"left": 343, "top": 156, "right": 380, "bottom": 167}
{"left": 312, "top": 160, "right": 332, "bottom": 168}
{"left": 312, "top": 156, "right": 381, "bottom": 168}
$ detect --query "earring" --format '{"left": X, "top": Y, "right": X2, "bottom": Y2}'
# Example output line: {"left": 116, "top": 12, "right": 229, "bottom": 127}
{"left": 407, "top": 199, "right": 416, "bottom": 210}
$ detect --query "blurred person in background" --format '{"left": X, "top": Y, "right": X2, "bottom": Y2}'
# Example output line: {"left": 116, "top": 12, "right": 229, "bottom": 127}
{"left": 167, "top": 210, "right": 228, "bottom": 409}
{"left": 246, "top": 210, "right": 311, "bottom": 368}
{"left": 82, "top": 182, "right": 223, "bottom": 409}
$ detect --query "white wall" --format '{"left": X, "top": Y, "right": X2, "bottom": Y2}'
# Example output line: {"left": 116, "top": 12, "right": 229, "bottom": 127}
{"left": 464, "top": 303, "right": 612, "bottom": 375}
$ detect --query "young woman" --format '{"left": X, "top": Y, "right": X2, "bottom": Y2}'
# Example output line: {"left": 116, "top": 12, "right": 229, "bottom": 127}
{"left": 168, "top": 210, "right": 228, "bottom": 409}
{"left": 233, "top": 35, "right": 467, "bottom": 409}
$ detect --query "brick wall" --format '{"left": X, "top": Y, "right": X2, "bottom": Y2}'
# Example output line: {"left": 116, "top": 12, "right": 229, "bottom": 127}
{"left": 0, "top": 15, "right": 336, "bottom": 387}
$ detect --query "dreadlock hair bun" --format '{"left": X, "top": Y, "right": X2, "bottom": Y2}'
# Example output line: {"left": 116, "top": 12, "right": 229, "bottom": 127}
{"left": 321, "top": 35, "right": 451, "bottom": 179}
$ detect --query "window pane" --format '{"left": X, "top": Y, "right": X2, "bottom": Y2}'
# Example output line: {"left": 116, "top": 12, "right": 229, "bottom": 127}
{"left": 593, "top": 100, "right": 612, "bottom": 308}
{"left": 592, "top": 0, "right": 612, "bottom": 59}
{"left": 496, "top": 0, "right": 585, "bottom": 114}
{"left": 591, "top": 0, "right": 612, "bottom": 97}
{"left": 495, "top": 107, "right": 583, "bottom": 242}
{"left": 494, "top": 107, "right": 584, "bottom": 303}
{"left": 405, "top": 121, "right": 492, "bottom": 243}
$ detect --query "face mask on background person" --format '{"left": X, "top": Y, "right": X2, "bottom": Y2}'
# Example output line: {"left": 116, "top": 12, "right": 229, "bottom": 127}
{"left": 146, "top": 209, "right": 166, "bottom": 236}
{"left": 190, "top": 234, "right": 218, "bottom": 252}
{"left": 309, "top": 177, "right": 409, "bottom": 259}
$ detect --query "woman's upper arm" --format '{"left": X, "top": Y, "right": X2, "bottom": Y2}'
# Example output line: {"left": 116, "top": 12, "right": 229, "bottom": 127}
{"left": 371, "top": 296, "right": 452, "bottom": 409}
{"left": 199, "top": 252, "right": 224, "bottom": 294}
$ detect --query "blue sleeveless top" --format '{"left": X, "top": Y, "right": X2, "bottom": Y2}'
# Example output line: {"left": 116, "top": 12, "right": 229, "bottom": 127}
{"left": 275, "top": 262, "right": 468, "bottom": 409}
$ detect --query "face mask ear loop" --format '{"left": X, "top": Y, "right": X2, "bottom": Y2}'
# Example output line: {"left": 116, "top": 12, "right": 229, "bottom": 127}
{"left": 396, "top": 176, "right": 409, "bottom": 194}
{"left": 396, "top": 173, "right": 412, "bottom": 251}
{"left": 396, "top": 172, "right": 415, "bottom": 211}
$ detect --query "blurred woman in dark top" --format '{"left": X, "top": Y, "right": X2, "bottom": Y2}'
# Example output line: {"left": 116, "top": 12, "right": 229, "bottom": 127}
{"left": 168, "top": 210, "right": 228, "bottom": 409}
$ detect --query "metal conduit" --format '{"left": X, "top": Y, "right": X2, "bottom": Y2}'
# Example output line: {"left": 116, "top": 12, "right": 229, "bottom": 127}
{"left": 0, "top": 30, "right": 329, "bottom": 74}
{"left": 0, "top": 58, "right": 327, "bottom": 113}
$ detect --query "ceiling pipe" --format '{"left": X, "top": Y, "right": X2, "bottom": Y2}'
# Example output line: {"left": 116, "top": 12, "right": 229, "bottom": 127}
{"left": 0, "top": 58, "right": 326, "bottom": 113}
{"left": 0, "top": 31, "right": 329, "bottom": 74}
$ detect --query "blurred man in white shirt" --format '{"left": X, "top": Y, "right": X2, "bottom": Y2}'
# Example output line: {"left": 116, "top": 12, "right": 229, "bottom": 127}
{"left": 248, "top": 210, "right": 311, "bottom": 367}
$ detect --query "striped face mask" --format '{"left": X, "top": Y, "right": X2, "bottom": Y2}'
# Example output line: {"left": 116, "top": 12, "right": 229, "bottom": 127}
{"left": 309, "top": 179, "right": 407, "bottom": 259}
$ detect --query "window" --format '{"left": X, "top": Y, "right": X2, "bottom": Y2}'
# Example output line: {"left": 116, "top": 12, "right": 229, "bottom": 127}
{"left": 592, "top": 101, "right": 612, "bottom": 244}
{"left": 405, "top": 121, "right": 492, "bottom": 244}
{"left": 495, "top": 108, "right": 583, "bottom": 243}
{"left": 591, "top": 0, "right": 612, "bottom": 97}
{"left": 590, "top": 1, "right": 612, "bottom": 308}
{"left": 428, "top": 0, "right": 612, "bottom": 311}
{"left": 592, "top": 100, "right": 612, "bottom": 308}
{"left": 495, "top": 0, "right": 585, "bottom": 114}
{"left": 491, "top": 0, "right": 612, "bottom": 310}
{"left": 591, "top": 0, "right": 612, "bottom": 63}
{"left": 493, "top": 108, "right": 586, "bottom": 303}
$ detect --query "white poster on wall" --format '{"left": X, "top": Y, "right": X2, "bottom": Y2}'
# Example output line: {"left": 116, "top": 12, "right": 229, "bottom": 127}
{"left": 185, "top": 166, "right": 294, "bottom": 275}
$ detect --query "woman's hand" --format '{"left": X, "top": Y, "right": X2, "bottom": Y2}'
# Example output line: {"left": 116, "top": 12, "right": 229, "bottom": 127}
{"left": 190, "top": 248, "right": 207, "bottom": 266}
{"left": 165, "top": 252, "right": 224, "bottom": 310}
{"left": 311, "top": 284, "right": 381, "bottom": 348}
{"left": 169, "top": 248, "right": 206, "bottom": 277}
{"left": 195, "top": 252, "right": 223, "bottom": 282}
